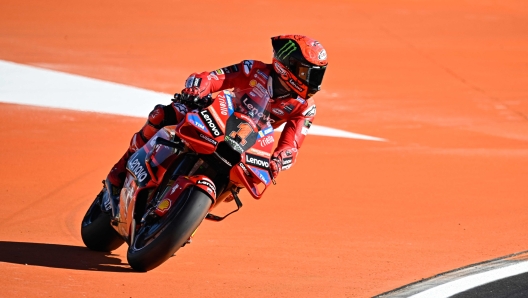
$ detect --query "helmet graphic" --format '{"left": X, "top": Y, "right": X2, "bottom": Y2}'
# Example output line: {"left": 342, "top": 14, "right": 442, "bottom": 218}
{"left": 271, "top": 35, "right": 328, "bottom": 98}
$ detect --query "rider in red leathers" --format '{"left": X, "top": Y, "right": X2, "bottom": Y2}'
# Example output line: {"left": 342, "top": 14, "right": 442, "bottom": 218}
{"left": 105, "top": 35, "right": 328, "bottom": 198}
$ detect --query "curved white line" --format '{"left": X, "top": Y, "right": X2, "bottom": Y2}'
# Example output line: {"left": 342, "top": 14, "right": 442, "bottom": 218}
{"left": 0, "top": 60, "right": 385, "bottom": 141}
{"left": 409, "top": 261, "right": 528, "bottom": 298}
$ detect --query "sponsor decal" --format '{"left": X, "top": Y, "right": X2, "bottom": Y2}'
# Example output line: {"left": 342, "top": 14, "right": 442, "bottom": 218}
{"left": 170, "top": 184, "right": 180, "bottom": 195}
{"left": 208, "top": 106, "right": 225, "bottom": 130}
{"left": 256, "top": 83, "right": 267, "bottom": 96}
{"left": 214, "top": 69, "right": 224, "bottom": 75}
{"left": 294, "top": 96, "right": 306, "bottom": 104}
{"left": 103, "top": 194, "right": 112, "bottom": 212}
{"left": 207, "top": 72, "right": 219, "bottom": 80}
{"left": 277, "top": 40, "right": 297, "bottom": 60}
{"left": 252, "top": 84, "right": 266, "bottom": 98}
{"left": 288, "top": 78, "right": 305, "bottom": 93}
{"left": 257, "top": 135, "right": 274, "bottom": 147}
{"left": 272, "top": 108, "right": 284, "bottom": 116}
{"left": 245, "top": 153, "right": 270, "bottom": 169}
{"left": 239, "top": 162, "right": 250, "bottom": 176}
{"left": 199, "top": 110, "right": 223, "bottom": 137}
{"left": 224, "top": 92, "right": 234, "bottom": 115}
{"left": 302, "top": 105, "right": 317, "bottom": 117}
{"left": 252, "top": 83, "right": 267, "bottom": 97}
{"left": 242, "top": 95, "right": 265, "bottom": 118}
{"left": 249, "top": 79, "right": 257, "bottom": 87}
{"left": 156, "top": 199, "right": 171, "bottom": 212}
{"left": 282, "top": 157, "right": 293, "bottom": 170}
{"left": 256, "top": 69, "right": 269, "bottom": 80}
{"left": 243, "top": 60, "right": 254, "bottom": 75}
{"left": 193, "top": 77, "right": 202, "bottom": 87}
{"left": 199, "top": 133, "right": 218, "bottom": 145}
{"left": 249, "top": 166, "right": 270, "bottom": 184}
{"left": 304, "top": 120, "right": 312, "bottom": 128}
{"left": 318, "top": 49, "right": 327, "bottom": 61}
{"left": 263, "top": 126, "right": 273, "bottom": 135}
{"left": 301, "top": 127, "right": 309, "bottom": 135}
{"left": 224, "top": 135, "right": 244, "bottom": 153}
{"left": 188, "top": 114, "right": 207, "bottom": 132}
{"left": 283, "top": 104, "right": 294, "bottom": 113}
{"left": 217, "top": 94, "right": 229, "bottom": 116}
{"left": 274, "top": 61, "right": 288, "bottom": 76}
{"left": 197, "top": 179, "right": 216, "bottom": 197}
{"left": 248, "top": 147, "right": 271, "bottom": 158}
{"left": 129, "top": 158, "right": 149, "bottom": 182}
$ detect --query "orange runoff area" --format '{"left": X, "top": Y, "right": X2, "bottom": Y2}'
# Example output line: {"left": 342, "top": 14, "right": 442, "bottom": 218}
{"left": 0, "top": 0, "right": 527, "bottom": 297}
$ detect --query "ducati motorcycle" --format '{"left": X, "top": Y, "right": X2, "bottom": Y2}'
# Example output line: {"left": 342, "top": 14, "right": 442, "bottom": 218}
{"left": 81, "top": 88, "right": 275, "bottom": 271}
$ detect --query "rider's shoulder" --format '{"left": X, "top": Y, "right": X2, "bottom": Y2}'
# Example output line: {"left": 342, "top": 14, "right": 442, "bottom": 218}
{"left": 239, "top": 60, "right": 269, "bottom": 76}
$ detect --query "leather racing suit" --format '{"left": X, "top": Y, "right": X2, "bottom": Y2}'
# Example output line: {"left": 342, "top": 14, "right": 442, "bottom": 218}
{"left": 107, "top": 59, "right": 316, "bottom": 188}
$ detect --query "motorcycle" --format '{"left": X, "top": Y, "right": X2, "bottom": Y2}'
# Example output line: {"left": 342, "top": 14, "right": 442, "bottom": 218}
{"left": 81, "top": 88, "right": 276, "bottom": 271}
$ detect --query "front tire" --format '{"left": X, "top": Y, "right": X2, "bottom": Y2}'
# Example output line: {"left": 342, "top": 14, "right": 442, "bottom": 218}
{"left": 127, "top": 187, "right": 212, "bottom": 271}
{"left": 81, "top": 190, "right": 125, "bottom": 251}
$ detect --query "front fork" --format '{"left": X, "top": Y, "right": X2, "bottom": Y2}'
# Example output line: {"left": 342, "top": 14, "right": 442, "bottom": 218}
{"left": 206, "top": 183, "right": 243, "bottom": 222}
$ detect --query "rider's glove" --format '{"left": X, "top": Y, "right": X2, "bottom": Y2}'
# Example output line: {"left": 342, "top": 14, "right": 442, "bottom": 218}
{"left": 181, "top": 73, "right": 211, "bottom": 106}
{"left": 269, "top": 158, "right": 281, "bottom": 179}
{"left": 181, "top": 86, "right": 205, "bottom": 104}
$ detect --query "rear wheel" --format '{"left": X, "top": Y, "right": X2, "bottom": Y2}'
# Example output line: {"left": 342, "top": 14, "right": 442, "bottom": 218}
{"left": 127, "top": 187, "right": 212, "bottom": 271}
{"left": 81, "top": 189, "right": 125, "bottom": 251}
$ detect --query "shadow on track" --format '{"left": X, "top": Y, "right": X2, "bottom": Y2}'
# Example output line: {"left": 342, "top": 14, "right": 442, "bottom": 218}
{"left": 0, "top": 241, "right": 134, "bottom": 272}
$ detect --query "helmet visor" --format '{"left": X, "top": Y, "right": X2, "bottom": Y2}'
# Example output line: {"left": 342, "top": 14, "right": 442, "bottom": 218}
{"left": 290, "top": 59, "right": 326, "bottom": 94}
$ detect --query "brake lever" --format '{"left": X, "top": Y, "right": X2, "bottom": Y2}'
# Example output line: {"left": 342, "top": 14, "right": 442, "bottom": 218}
{"left": 267, "top": 167, "right": 277, "bottom": 185}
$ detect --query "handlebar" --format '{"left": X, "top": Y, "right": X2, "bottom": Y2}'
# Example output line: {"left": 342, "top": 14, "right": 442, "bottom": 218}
{"left": 172, "top": 93, "right": 212, "bottom": 109}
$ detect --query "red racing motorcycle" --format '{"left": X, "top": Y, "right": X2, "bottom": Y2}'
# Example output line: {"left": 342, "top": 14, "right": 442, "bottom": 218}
{"left": 81, "top": 88, "right": 275, "bottom": 271}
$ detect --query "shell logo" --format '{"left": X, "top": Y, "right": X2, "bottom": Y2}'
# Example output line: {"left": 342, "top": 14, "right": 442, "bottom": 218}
{"left": 156, "top": 199, "right": 171, "bottom": 212}
{"left": 249, "top": 79, "right": 257, "bottom": 87}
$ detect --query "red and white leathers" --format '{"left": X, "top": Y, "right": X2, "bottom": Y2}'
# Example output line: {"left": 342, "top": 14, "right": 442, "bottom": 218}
{"left": 107, "top": 59, "right": 316, "bottom": 187}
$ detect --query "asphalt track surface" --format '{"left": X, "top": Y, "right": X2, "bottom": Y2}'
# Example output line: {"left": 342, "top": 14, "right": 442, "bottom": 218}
{"left": 1, "top": 0, "right": 528, "bottom": 297}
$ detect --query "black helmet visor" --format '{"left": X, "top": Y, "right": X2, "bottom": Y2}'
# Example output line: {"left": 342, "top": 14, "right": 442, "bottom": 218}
{"left": 290, "top": 59, "right": 326, "bottom": 94}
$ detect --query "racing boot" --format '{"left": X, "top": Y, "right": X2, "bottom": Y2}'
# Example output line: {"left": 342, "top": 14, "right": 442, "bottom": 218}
{"left": 103, "top": 148, "right": 133, "bottom": 222}
{"left": 97, "top": 180, "right": 120, "bottom": 226}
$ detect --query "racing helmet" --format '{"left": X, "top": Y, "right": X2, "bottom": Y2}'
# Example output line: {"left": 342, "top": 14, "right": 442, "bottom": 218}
{"left": 271, "top": 35, "right": 328, "bottom": 99}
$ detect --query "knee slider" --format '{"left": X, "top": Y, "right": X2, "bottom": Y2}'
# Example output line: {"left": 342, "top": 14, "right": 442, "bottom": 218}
{"left": 147, "top": 104, "right": 166, "bottom": 128}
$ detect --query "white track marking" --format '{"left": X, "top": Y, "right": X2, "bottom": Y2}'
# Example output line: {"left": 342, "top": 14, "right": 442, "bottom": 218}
{"left": 408, "top": 261, "right": 528, "bottom": 298}
{"left": 0, "top": 60, "right": 386, "bottom": 141}
{"left": 0, "top": 60, "right": 167, "bottom": 117}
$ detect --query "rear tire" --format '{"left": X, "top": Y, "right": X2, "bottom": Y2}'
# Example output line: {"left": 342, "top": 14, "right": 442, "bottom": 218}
{"left": 127, "top": 187, "right": 212, "bottom": 271}
{"left": 81, "top": 190, "right": 125, "bottom": 252}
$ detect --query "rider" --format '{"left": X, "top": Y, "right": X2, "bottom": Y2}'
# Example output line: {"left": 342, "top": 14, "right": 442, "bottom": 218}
{"left": 105, "top": 34, "right": 328, "bottom": 197}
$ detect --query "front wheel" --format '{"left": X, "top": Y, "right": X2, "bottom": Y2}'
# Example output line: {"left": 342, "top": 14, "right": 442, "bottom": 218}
{"left": 127, "top": 187, "right": 212, "bottom": 271}
{"left": 81, "top": 189, "right": 125, "bottom": 251}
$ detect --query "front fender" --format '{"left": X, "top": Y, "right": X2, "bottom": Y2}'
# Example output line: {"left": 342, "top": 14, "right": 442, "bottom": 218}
{"left": 154, "top": 175, "right": 216, "bottom": 218}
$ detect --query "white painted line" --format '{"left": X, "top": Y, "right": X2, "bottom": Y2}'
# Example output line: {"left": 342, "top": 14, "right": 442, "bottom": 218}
{"left": 409, "top": 261, "right": 528, "bottom": 298}
{"left": 0, "top": 60, "right": 167, "bottom": 117}
{"left": 0, "top": 60, "right": 386, "bottom": 141}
